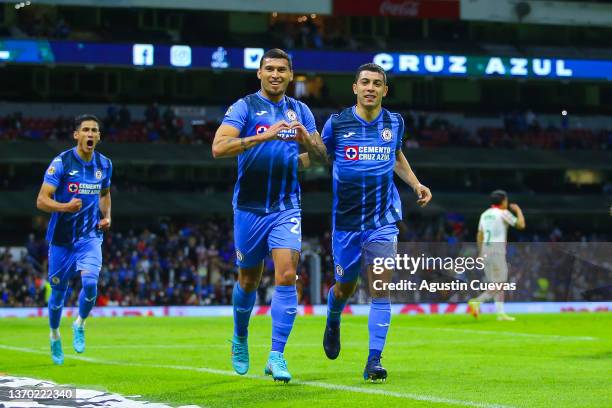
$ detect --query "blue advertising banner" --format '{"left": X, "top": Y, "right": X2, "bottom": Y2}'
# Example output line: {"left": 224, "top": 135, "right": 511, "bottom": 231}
{"left": 1, "top": 39, "right": 611, "bottom": 81}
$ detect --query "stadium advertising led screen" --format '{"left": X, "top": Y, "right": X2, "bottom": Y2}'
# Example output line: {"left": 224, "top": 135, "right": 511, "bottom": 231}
{"left": 2, "top": 39, "right": 612, "bottom": 80}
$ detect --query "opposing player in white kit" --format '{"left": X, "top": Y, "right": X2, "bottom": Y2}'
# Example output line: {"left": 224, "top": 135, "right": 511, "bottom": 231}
{"left": 469, "top": 190, "right": 525, "bottom": 321}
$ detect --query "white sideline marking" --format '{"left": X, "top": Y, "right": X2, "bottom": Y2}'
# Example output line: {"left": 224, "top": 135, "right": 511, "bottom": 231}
{"left": 342, "top": 323, "right": 596, "bottom": 341}
{"left": 405, "top": 326, "right": 596, "bottom": 341}
{"left": 33, "top": 340, "right": 470, "bottom": 351}
{"left": 0, "top": 344, "right": 514, "bottom": 408}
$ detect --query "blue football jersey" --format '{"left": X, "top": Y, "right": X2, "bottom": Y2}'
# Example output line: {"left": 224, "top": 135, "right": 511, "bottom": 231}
{"left": 43, "top": 148, "right": 113, "bottom": 245}
{"left": 222, "top": 91, "right": 316, "bottom": 213}
{"left": 322, "top": 106, "right": 404, "bottom": 231}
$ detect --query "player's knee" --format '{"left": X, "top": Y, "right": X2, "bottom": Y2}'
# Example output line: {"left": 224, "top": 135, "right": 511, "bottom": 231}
{"left": 238, "top": 273, "right": 261, "bottom": 292}
{"left": 238, "top": 264, "right": 263, "bottom": 291}
{"left": 81, "top": 274, "right": 98, "bottom": 301}
{"left": 370, "top": 289, "right": 390, "bottom": 300}
{"left": 334, "top": 281, "right": 357, "bottom": 300}
{"left": 49, "top": 288, "right": 66, "bottom": 311}
{"left": 239, "top": 279, "right": 259, "bottom": 292}
{"left": 275, "top": 269, "right": 296, "bottom": 285}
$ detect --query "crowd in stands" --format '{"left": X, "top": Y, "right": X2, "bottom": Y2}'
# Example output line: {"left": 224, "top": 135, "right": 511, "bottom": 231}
{"left": 1, "top": 107, "right": 610, "bottom": 150}
{"left": 7, "top": 5, "right": 610, "bottom": 55}
{"left": 1, "top": 217, "right": 609, "bottom": 308}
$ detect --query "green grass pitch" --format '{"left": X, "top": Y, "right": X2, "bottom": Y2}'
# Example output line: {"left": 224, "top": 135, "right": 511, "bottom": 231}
{"left": 1, "top": 313, "right": 610, "bottom": 407}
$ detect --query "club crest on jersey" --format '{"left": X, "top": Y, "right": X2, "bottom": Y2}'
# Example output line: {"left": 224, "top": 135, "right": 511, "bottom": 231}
{"left": 47, "top": 166, "right": 55, "bottom": 175}
{"left": 344, "top": 146, "right": 359, "bottom": 161}
{"left": 51, "top": 276, "right": 60, "bottom": 285}
{"left": 68, "top": 183, "right": 79, "bottom": 193}
{"left": 335, "top": 265, "right": 344, "bottom": 277}
{"left": 236, "top": 250, "right": 244, "bottom": 262}
{"left": 381, "top": 128, "right": 393, "bottom": 142}
{"left": 95, "top": 170, "right": 103, "bottom": 179}
{"left": 285, "top": 109, "right": 297, "bottom": 121}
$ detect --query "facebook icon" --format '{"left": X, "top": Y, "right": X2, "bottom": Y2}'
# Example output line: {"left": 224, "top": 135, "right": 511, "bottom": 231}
{"left": 133, "top": 44, "right": 154, "bottom": 66}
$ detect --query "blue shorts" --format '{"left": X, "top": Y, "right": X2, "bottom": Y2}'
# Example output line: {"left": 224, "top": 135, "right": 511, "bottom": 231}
{"left": 332, "top": 223, "right": 398, "bottom": 283}
{"left": 234, "top": 208, "right": 302, "bottom": 268}
{"left": 48, "top": 237, "right": 103, "bottom": 290}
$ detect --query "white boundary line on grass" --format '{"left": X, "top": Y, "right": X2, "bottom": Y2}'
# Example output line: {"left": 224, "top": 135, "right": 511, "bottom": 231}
{"left": 342, "top": 323, "right": 597, "bottom": 341}
{"left": 0, "top": 344, "right": 515, "bottom": 408}
{"left": 32, "top": 340, "right": 472, "bottom": 351}
{"left": 405, "top": 326, "right": 597, "bottom": 341}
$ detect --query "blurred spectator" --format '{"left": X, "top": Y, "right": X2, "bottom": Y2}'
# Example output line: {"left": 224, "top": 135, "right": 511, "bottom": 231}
{"left": 1, "top": 218, "right": 607, "bottom": 308}
{"left": 0, "top": 108, "right": 610, "bottom": 150}
{"left": 118, "top": 105, "right": 131, "bottom": 129}
{"left": 145, "top": 103, "right": 160, "bottom": 124}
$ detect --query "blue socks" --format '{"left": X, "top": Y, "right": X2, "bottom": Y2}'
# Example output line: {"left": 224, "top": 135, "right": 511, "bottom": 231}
{"left": 368, "top": 298, "right": 391, "bottom": 359}
{"left": 78, "top": 274, "right": 98, "bottom": 320}
{"left": 233, "top": 282, "right": 297, "bottom": 353}
{"left": 326, "top": 285, "right": 347, "bottom": 329}
{"left": 233, "top": 282, "right": 256, "bottom": 338}
{"left": 271, "top": 285, "right": 297, "bottom": 353}
{"left": 48, "top": 288, "right": 67, "bottom": 329}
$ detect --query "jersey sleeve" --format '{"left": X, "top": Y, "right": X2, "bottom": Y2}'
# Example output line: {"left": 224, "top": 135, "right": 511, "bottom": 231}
{"left": 300, "top": 102, "right": 317, "bottom": 134}
{"left": 102, "top": 159, "right": 113, "bottom": 190}
{"left": 396, "top": 114, "right": 405, "bottom": 151}
{"left": 43, "top": 157, "right": 64, "bottom": 187}
{"left": 221, "top": 99, "right": 249, "bottom": 131}
{"left": 321, "top": 117, "right": 334, "bottom": 159}
{"left": 501, "top": 210, "right": 518, "bottom": 227}
{"left": 477, "top": 215, "right": 484, "bottom": 232}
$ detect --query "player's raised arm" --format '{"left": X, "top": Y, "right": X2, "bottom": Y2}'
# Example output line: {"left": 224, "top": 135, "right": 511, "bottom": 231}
{"left": 291, "top": 104, "right": 328, "bottom": 167}
{"left": 98, "top": 188, "right": 112, "bottom": 231}
{"left": 508, "top": 203, "right": 526, "bottom": 230}
{"left": 212, "top": 121, "right": 291, "bottom": 158}
{"left": 293, "top": 124, "right": 328, "bottom": 166}
{"left": 36, "top": 183, "right": 82, "bottom": 213}
{"left": 36, "top": 159, "right": 82, "bottom": 213}
{"left": 394, "top": 150, "right": 432, "bottom": 207}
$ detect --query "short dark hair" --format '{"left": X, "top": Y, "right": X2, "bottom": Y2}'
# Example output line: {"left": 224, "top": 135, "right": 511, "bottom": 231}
{"left": 355, "top": 63, "right": 387, "bottom": 84}
{"left": 259, "top": 48, "right": 292, "bottom": 71}
{"left": 74, "top": 114, "right": 101, "bottom": 131}
{"left": 490, "top": 189, "right": 508, "bottom": 205}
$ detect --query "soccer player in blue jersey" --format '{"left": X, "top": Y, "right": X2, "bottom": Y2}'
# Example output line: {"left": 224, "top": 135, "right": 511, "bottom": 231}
{"left": 36, "top": 114, "right": 112, "bottom": 365}
{"left": 212, "top": 49, "right": 324, "bottom": 382}
{"left": 303, "top": 63, "right": 432, "bottom": 381}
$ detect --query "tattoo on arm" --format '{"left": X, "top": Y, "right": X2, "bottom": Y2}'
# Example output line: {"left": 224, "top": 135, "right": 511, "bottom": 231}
{"left": 241, "top": 138, "right": 246, "bottom": 152}
{"left": 306, "top": 131, "right": 328, "bottom": 165}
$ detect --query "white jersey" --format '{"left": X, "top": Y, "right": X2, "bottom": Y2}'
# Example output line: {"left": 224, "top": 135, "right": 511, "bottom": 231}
{"left": 478, "top": 207, "right": 517, "bottom": 255}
